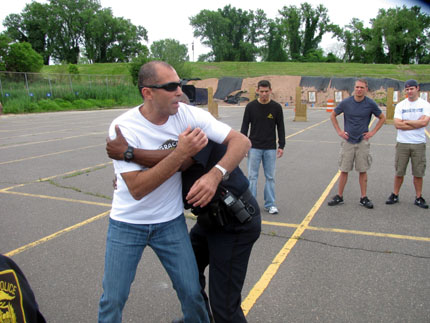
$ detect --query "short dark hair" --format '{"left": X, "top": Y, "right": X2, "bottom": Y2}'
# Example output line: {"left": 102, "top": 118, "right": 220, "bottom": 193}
{"left": 137, "top": 61, "right": 174, "bottom": 88}
{"left": 356, "top": 78, "right": 368, "bottom": 87}
{"left": 137, "top": 61, "right": 175, "bottom": 98}
{"left": 257, "top": 80, "right": 271, "bottom": 89}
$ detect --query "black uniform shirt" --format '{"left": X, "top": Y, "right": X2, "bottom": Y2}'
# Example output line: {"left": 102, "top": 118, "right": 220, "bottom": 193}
{"left": 182, "top": 140, "right": 249, "bottom": 211}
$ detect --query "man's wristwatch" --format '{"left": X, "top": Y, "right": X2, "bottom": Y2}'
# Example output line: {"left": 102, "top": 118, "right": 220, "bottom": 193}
{"left": 215, "top": 164, "right": 229, "bottom": 181}
{"left": 123, "top": 146, "right": 134, "bottom": 162}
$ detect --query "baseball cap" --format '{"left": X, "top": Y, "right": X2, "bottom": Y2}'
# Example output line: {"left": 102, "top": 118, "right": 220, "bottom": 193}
{"left": 404, "top": 79, "right": 418, "bottom": 88}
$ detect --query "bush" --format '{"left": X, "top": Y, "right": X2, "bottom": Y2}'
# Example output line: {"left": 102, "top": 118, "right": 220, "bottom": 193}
{"left": 72, "top": 99, "right": 95, "bottom": 109}
{"left": 53, "top": 98, "right": 74, "bottom": 109}
{"left": 129, "top": 55, "right": 150, "bottom": 85}
{"left": 36, "top": 99, "right": 60, "bottom": 111}
{"left": 5, "top": 42, "right": 44, "bottom": 72}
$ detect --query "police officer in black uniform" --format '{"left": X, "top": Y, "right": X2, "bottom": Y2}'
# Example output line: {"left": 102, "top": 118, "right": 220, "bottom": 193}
{"left": 182, "top": 140, "right": 261, "bottom": 323}
{"left": 0, "top": 254, "right": 46, "bottom": 323}
{"left": 106, "top": 134, "right": 261, "bottom": 323}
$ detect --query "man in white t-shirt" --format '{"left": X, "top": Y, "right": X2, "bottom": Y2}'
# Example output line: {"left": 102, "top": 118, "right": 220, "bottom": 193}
{"left": 98, "top": 61, "right": 251, "bottom": 323}
{"left": 386, "top": 79, "right": 430, "bottom": 208}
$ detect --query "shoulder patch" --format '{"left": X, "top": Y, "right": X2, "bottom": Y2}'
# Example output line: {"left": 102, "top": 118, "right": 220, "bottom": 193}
{"left": 0, "top": 269, "right": 26, "bottom": 322}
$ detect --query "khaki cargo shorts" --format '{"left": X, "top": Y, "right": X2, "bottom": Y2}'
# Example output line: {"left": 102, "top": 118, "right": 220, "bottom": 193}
{"left": 395, "top": 142, "right": 426, "bottom": 177}
{"left": 338, "top": 140, "right": 372, "bottom": 172}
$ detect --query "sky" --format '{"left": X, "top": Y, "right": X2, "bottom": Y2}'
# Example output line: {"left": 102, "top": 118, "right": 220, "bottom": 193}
{"left": 1, "top": 0, "right": 429, "bottom": 61}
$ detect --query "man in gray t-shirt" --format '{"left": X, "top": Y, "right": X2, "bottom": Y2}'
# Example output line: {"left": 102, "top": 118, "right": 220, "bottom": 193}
{"left": 328, "top": 79, "right": 386, "bottom": 209}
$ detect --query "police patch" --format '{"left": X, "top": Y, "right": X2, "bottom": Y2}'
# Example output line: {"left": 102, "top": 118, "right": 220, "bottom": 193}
{"left": 0, "top": 269, "right": 26, "bottom": 322}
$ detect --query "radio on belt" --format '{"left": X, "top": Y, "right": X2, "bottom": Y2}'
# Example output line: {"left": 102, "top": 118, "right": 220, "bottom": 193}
{"left": 220, "top": 190, "right": 251, "bottom": 223}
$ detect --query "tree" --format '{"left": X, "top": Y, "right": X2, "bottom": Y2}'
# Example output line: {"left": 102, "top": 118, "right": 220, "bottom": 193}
{"left": 47, "top": 0, "right": 102, "bottom": 64}
{"left": 5, "top": 42, "right": 43, "bottom": 72}
{"left": 128, "top": 54, "right": 150, "bottom": 86}
{"left": 277, "top": 2, "right": 334, "bottom": 61}
{"left": 83, "top": 9, "right": 148, "bottom": 63}
{"left": 3, "top": 0, "right": 149, "bottom": 64}
{"left": 371, "top": 6, "right": 430, "bottom": 64}
{"left": 264, "top": 20, "right": 288, "bottom": 61}
{"left": 335, "top": 18, "right": 371, "bottom": 63}
{"left": 3, "top": 2, "right": 51, "bottom": 65}
{"left": 190, "top": 5, "right": 267, "bottom": 62}
{"left": 0, "top": 33, "right": 12, "bottom": 71}
{"left": 150, "top": 39, "right": 191, "bottom": 79}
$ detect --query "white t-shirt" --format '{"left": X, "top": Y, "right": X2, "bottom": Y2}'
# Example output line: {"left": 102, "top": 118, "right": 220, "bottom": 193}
{"left": 394, "top": 97, "right": 430, "bottom": 144}
{"left": 108, "top": 103, "right": 231, "bottom": 224}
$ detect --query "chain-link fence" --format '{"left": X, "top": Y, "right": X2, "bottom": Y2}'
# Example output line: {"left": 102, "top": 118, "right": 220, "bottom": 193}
{"left": 0, "top": 71, "right": 141, "bottom": 113}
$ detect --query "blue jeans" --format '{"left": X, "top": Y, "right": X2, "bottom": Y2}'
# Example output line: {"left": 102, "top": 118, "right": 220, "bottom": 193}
{"left": 247, "top": 148, "right": 277, "bottom": 209}
{"left": 98, "top": 216, "right": 209, "bottom": 323}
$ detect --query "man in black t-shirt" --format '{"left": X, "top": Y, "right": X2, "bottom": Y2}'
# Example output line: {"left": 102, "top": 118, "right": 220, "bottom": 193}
{"left": 240, "top": 80, "right": 285, "bottom": 214}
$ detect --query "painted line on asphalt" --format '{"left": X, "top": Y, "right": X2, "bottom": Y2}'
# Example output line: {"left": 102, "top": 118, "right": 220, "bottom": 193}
{"left": 0, "top": 132, "right": 106, "bottom": 149}
{"left": 241, "top": 171, "right": 340, "bottom": 315}
{"left": 0, "top": 144, "right": 105, "bottom": 165}
{"left": 262, "top": 220, "right": 430, "bottom": 242}
{"left": 285, "top": 119, "right": 330, "bottom": 140}
{"left": 242, "top": 116, "right": 384, "bottom": 315}
{"left": 4, "top": 211, "right": 110, "bottom": 257}
{"left": 0, "top": 190, "right": 111, "bottom": 207}
{"left": 0, "top": 162, "right": 112, "bottom": 191}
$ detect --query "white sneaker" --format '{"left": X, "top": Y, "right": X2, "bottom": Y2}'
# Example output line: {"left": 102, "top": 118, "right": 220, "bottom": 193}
{"left": 268, "top": 206, "right": 278, "bottom": 214}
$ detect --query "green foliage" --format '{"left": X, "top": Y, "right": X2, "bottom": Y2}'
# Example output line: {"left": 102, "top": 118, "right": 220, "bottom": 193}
{"left": 5, "top": 42, "right": 43, "bottom": 72}
{"left": 276, "top": 3, "right": 334, "bottom": 61}
{"left": 190, "top": 5, "right": 266, "bottom": 62}
{"left": 150, "top": 39, "right": 192, "bottom": 79}
{"left": 68, "top": 64, "right": 79, "bottom": 74}
{"left": 372, "top": 6, "right": 430, "bottom": 64}
{"left": 0, "top": 33, "right": 12, "bottom": 71}
{"left": 128, "top": 55, "right": 150, "bottom": 86}
{"left": 4, "top": 0, "right": 148, "bottom": 65}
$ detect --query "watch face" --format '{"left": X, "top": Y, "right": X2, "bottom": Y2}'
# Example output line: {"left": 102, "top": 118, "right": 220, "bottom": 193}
{"left": 124, "top": 147, "right": 134, "bottom": 162}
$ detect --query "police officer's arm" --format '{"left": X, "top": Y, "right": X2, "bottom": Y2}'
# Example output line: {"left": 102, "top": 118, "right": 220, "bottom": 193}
{"left": 185, "top": 129, "right": 251, "bottom": 208}
{"left": 330, "top": 110, "right": 349, "bottom": 140}
{"left": 106, "top": 124, "right": 194, "bottom": 171}
{"left": 121, "top": 127, "right": 207, "bottom": 200}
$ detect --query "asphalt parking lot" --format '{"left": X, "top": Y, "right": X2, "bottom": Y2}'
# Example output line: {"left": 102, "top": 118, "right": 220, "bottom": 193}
{"left": 1, "top": 105, "right": 429, "bottom": 322}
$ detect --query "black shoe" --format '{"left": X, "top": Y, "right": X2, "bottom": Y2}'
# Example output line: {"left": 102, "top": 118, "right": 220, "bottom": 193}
{"left": 328, "top": 194, "right": 343, "bottom": 206}
{"left": 414, "top": 196, "right": 429, "bottom": 209}
{"left": 360, "top": 196, "right": 374, "bottom": 209}
{"left": 386, "top": 193, "right": 399, "bottom": 205}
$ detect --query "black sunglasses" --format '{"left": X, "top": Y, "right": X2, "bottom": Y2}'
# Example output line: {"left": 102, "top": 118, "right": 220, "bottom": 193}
{"left": 140, "top": 81, "right": 182, "bottom": 92}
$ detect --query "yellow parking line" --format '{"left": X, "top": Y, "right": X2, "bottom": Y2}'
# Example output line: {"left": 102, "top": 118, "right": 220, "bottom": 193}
{"left": 242, "top": 115, "right": 397, "bottom": 315}
{"left": 0, "top": 162, "right": 112, "bottom": 192}
{"left": 0, "top": 144, "right": 105, "bottom": 165}
{"left": 4, "top": 211, "right": 110, "bottom": 257}
{"left": 0, "top": 190, "right": 111, "bottom": 207}
{"left": 241, "top": 171, "right": 340, "bottom": 315}
{"left": 285, "top": 119, "right": 329, "bottom": 140}
{"left": 262, "top": 220, "right": 430, "bottom": 242}
{"left": 0, "top": 132, "right": 106, "bottom": 149}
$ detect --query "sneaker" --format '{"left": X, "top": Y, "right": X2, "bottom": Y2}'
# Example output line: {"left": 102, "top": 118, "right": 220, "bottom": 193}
{"left": 267, "top": 206, "right": 278, "bottom": 214}
{"left": 386, "top": 193, "right": 399, "bottom": 205}
{"left": 414, "top": 196, "right": 429, "bottom": 209}
{"left": 359, "top": 196, "right": 374, "bottom": 209}
{"left": 328, "top": 194, "right": 344, "bottom": 206}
